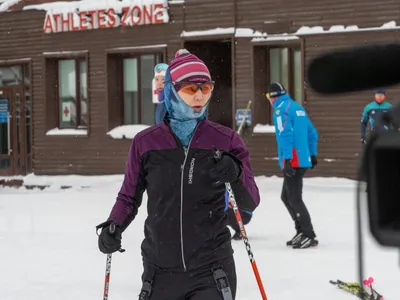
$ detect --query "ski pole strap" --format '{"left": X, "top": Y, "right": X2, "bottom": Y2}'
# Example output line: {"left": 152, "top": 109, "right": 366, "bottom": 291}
{"left": 138, "top": 281, "right": 152, "bottom": 300}
{"left": 213, "top": 268, "right": 233, "bottom": 300}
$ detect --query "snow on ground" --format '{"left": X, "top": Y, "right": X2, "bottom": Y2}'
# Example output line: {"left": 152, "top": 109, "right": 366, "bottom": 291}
{"left": 0, "top": 176, "right": 399, "bottom": 300}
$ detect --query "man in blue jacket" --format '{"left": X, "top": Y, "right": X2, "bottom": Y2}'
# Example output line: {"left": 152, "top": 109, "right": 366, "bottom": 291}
{"left": 266, "top": 82, "right": 319, "bottom": 249}
{"left": 360, "top": 89, "right": 392, "bottom": 144}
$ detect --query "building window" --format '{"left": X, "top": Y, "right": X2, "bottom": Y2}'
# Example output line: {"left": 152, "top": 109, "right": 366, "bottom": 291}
{"left": 107, "top": 52, "right": 163, "bottom": 129}
{"left": 253, "top": 46, "right": 303, "bottom": 126}
{"left": 58, "top": 59, "right": 88, "bottom": 129}
{"left": 123, "top": 58, "right": 139, "bottom": 124}
{"left": 269, "top": 47, "right": 302, "bottom": 104}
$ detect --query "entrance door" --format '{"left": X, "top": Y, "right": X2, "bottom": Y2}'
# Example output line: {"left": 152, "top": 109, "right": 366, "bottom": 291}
{"left": 0, "top": 86, "right": 31, "bottom": 175}
{"left": 184, "top": 40, "right": 233, "bottom": 128}
{"left": 0, "top": 90, "right": 12, "bottom": 175}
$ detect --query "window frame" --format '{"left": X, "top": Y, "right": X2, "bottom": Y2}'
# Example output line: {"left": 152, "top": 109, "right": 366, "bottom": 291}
{"left": 56, "top": 57, "right": 88, "bottom": 129}
{"left": 105, "top": 47, "right": 166, "bottom": 129}
{"left": 267, "top": 46, "right": 302, "bottom": 104}
{"left": 252, "top": 43, "right": 303, "bottom": 126}
{"left": 43, "top": 51, "right": 89, "bottom": 133}
{"left": 120, "top": 53, "right": 163, "bottom": 125}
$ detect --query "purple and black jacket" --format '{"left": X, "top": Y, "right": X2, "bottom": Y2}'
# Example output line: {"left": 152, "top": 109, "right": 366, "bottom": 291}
{"left": 108, "top": 119, "right": 260, "bottom": 271}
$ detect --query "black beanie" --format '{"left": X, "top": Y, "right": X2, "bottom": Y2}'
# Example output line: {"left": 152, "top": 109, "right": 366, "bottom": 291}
{"left": 267, "top": 82, "right": 287, "bottom": 98}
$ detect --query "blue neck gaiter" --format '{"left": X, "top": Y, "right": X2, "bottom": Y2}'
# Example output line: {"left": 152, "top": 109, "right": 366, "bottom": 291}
{"left": 163, "top": 70, "right": 209, "bottom": 147}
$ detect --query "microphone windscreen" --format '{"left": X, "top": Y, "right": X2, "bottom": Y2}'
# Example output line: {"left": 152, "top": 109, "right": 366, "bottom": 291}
{"left": 307, "top": 44, "right": 400, "bottom": 94}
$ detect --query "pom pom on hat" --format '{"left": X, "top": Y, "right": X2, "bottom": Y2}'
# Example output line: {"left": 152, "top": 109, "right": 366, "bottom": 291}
{"left": 169, "top": 49, "right": 211, "bottom": 84}
{"left": 175, "top": 49, "right": 191, "bottom": 58}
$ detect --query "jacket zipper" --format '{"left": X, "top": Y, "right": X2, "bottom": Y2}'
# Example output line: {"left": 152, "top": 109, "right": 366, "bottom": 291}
{"left": 179, "top": 125, "right": 199, "bottom": 272}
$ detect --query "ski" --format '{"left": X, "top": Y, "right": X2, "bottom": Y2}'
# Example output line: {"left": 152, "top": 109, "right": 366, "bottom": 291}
{"left": 330, "top": 278, "right": 383, "bottom": 300}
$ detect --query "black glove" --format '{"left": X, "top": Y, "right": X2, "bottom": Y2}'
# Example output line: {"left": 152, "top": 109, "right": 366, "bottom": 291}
{"left": 311, "top": 155, "right": 318, "bottom": 169}
{"left": 210, "top": 150, "right": 242, "bottom": 184}
{"left": 283, "top": 159, "right": 296, "bottom": 177}
{"left": 97, "top": 220, "right": 122, "bottom": 254}
{"left": 361, "top": 138, "right": 366, "bottom": 144}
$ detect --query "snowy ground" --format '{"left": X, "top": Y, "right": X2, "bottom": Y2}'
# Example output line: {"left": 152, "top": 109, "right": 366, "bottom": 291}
{"left": 0, "top": 175, "right": 399, "bottom": 300}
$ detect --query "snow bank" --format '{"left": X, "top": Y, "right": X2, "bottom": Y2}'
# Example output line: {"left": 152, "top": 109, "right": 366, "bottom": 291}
{"left": 253, "top": 124, "right": 275, "bottom": 133}
{"left": 107, "top": 124, "right": 150, "bottom": 139}
{"left": 46, "top": 128, "right": 88, "bottom": 136}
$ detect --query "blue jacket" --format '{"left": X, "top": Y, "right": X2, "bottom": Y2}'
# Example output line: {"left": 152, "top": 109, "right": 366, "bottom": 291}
{"left": 361, "top": 100, "right": 392, "bottom": 139}
{"left": 271, "top": 94, "right": 318, "bottom": 169}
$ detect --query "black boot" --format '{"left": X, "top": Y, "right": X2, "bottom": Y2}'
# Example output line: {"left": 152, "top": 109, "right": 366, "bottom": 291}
{"left": 286, "top": 232, "right": 303, "bottom": 246}
{"left": 292, "top": 235, "right": 319, "bottom": 249}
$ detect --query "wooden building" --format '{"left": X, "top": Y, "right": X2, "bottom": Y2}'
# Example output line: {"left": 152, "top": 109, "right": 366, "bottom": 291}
{"left": 0, "top": 0, "right": 399, "bottom": 178}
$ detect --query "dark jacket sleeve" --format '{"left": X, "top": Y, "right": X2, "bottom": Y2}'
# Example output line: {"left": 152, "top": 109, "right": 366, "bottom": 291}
{"left": 361, "top": 105, "right": 369, "bottom": 139}
{"left": 108, "top": 137, "right": 147, "bottom": 231}
{"left": 228, "top": 131, "right": 261, "bottom": 212}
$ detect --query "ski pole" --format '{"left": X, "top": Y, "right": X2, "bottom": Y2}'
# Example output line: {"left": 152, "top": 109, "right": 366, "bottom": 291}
{"left": 213, "top": 149, "right": 268, "bottom": 300}
{"left": 96, "top": 221, "right": 125, "bottom": 300}
{"left": 103, "top": 253, "right": 113, "bottom": 300}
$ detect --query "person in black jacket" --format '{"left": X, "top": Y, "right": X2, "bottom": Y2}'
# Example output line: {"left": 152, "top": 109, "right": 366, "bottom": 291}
{"left": 97, "top": 49, "right": 260, "bottom": 300}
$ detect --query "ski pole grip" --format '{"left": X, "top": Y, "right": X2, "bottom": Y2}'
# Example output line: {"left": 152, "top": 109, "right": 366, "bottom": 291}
{"left": 212, "top": 147, "right": 222, "bottom": 162}
{"left": 109, "top": 221, "right": 116, "bottom": 235}
{"left": 95, "top": 220, "right": 114, "bottom": 235}
{"left": 106, "top": 222, "right": 126, "bottom": 252}
{"left": 95, "top": 220, "right": 126, "bottom": 253}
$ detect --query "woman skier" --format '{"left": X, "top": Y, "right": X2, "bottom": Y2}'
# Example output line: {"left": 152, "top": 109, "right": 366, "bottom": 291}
{"left": 97, "top": 49, "right": 260, "bottom": 300}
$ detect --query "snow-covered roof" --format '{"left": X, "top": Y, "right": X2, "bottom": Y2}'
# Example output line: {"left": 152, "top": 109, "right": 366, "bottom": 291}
{"left": 0, "top": 0, "right": 21, "bottom": 12}
{"left": 252, "top": 21, "right": 400, "bottom": 42}
{"left": 0, "top": 0, "right": 180, "bottom": 13}
{"left": 180, "top": 21, "right": 400, "bottom": 42}
{"left": 295, "top": 21, "right": 398, "bottom": 35}
{"left": 30, "top": 0, "right": 167, "bottom": 13}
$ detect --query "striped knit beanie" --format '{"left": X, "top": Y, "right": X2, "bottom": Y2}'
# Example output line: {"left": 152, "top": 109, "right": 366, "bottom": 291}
{"left": 169, "top": 49, "right": 211, "bottom": 90}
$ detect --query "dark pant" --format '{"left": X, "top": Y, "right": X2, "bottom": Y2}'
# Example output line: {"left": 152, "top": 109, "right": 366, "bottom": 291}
{"left": 227, "top": 208, "right": 252, "bottom": 233}
{"left": 281, "top": 168, "right": 316, "bottom": 238}
{"left": 139, "top": 257, "right": 237, "bottom": 300}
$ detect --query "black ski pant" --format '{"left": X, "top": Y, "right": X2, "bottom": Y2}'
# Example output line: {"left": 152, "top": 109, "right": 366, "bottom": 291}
{"left": 139, "top": 257, "right": 237, "bottom": 300}
{"left": 227, "top": 207, "right": 252, "bottom": 233}
{"left": 281, "top": 168, "right": 316, "bottom": 238}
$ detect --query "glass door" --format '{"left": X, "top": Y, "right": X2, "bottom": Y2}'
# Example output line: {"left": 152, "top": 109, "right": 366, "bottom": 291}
{"left": 0, "top": 90, "right": 13, "bottom": 175}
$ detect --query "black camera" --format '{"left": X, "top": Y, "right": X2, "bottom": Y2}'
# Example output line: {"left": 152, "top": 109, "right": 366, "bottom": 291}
{"left": 307, "top": 44, "right": 400, "bottom": 295}
{"left": 307, "top": 43, "right": 400, "bottom": 249}
{"left": 364, "top": 103, "right": 400, "bottom": 248}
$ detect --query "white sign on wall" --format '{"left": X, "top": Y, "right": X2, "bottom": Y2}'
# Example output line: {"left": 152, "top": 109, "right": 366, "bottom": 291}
{"left": 62, "top": 102, "right": 72, "bottom": 122}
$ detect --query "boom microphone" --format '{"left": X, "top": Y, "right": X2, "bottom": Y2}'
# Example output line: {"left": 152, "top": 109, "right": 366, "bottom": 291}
{"left": 307, "top": 43, "right": 400, "bottom": 94}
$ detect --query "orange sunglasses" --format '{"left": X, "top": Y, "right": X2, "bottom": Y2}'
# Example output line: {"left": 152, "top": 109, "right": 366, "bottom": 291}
{"left": 168, "top": 81, "right": 215, "bottom": 95}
